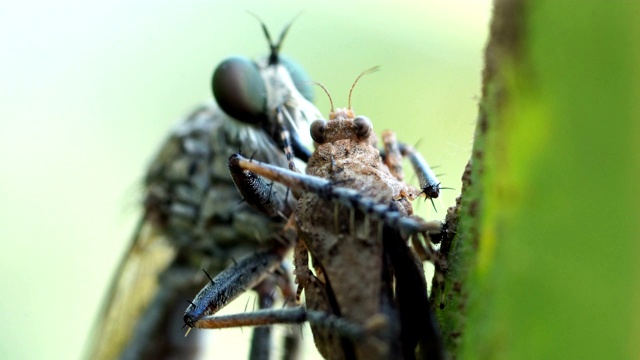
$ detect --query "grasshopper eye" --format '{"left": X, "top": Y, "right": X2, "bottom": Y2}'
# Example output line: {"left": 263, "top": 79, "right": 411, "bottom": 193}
{"left": 353, "top": 116, "right": 372, "bottom": 140}
{"left": 280, "top": 57, "right": 314, "bottom": 102}
{"left": 310, "top": 119, "right": 327, "bottom": 144}
{"left": 212, "top": 56, "right": 267, "bottom": 124}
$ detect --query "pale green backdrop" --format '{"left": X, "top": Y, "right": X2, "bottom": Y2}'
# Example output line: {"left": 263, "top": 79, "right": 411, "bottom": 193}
{"left": 0, "top": 1, "right": 490, "bottom": 358}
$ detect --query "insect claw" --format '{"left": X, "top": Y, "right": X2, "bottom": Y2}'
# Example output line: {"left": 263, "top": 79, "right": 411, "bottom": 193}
{"left": 430, "top": 197, "right": 438, "bottom": 212}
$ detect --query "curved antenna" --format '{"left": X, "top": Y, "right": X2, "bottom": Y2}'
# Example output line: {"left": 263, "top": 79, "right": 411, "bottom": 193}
{"left": 274, "top": 12, "right": 303, "bottom": 57}
{"left": 313, "top": 81, "right": 334, "bottom": 113}
{"left": 348, "top": 66, "right": 380, "bottom": 109}
{"left": 247, "top": 11, "right": 302, "bottom": 65}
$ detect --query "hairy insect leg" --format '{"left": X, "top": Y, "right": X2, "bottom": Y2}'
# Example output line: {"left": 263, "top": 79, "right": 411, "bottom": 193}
{"left": 229, "top": 154, "right": 442, "bottom": 236}
{"left": 194, "top": 240, "right": 363, "bottom": 360}
{"left": 398, "top": 143, "right": 442, "bottom": 202}
{"left": 184, "top": 247, "right": 303, "bottom": 359}
{"left": 184, "top": 248, "right": 287, "bottom": 327}
{"left": 279, "top": 105, "right": 313, "bottom": 163}
{"left": 230, "top": 149, "right": 299, "bottom": 217}
{"left": 273, "top": 106, "right": 303, "bottom": 172}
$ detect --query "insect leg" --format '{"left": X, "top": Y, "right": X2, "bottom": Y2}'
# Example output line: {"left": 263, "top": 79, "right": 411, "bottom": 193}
{"left": 381, "top": 130, "right": 405, "bottom": 181}
{"left": 245, "top": 262, "right": 300, "bottom": 360}
{"left": 273, "top": 262, "right": 302, "bottom": 360}
{"left": 282, "top": 104, "right": 313, "bottom": 162}
{"left": 183, "top": 248, "right": 287, "bottom": 328}
{"left": 193, "top": 306, "right": 366, "bottom": 341}
{"left": 274, "top": 106, "right": 301, "bottom": 172}
{"left": 249, "top": 277, "right": 277, "bottom": 360}
{"left": 229, "top": 154, "right": 441, "bottom": 236}
{"left": 230, "top": 149, "right": 299, "bottom": 216}
{"left": 398, "top": 143, "right": 442, "bottom": 201}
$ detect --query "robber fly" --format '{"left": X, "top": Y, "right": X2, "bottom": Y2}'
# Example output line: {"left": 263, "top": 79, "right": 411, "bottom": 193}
{"left": 184, "top": 71, "right": 445, "bottom": 359}
{"left": 85, "top": 19, "right": 322, "bottom": 360}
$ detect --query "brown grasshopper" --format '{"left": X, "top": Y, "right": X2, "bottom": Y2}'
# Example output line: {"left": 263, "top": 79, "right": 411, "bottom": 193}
{"left": 184, "top": 70, "right": 445, "bottom": 359}
{"left": 86, "top": 18, "right": 321, "bottom": 360}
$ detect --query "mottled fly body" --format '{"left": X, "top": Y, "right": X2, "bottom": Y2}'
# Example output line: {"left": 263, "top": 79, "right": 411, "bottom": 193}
{"left": 86, "top": 19, "right": 321, "bottom": 360}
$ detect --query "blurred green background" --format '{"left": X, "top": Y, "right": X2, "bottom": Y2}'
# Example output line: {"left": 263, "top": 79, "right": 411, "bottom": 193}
{"left": 0, "top": 1, "right": 490, "bottom": 358}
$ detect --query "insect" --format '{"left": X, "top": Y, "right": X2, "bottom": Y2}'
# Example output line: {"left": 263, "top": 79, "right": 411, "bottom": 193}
{"left": 184, "top": 71, "right": 445, "bottom": 359}
{"left": 85, "top": 18, "right": 322, "bottom": 360}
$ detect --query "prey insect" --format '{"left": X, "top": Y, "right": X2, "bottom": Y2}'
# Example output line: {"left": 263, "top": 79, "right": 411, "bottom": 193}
{"left": 185, "top": 70, "right": 445, "bottom": 359}
{"left": 85, "top": 18, "right": 321, "bottom": 360}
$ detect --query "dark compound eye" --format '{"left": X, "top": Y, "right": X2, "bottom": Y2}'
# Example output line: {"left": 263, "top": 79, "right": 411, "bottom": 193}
{"left": 353, "top": 116, "right": 372, "bottom": 140}
{"left": 310, "top": 119, "right": 327, "bottom": 144}
{"left": 279, "top": 56, "right": 314, "bottom": 102}
{"left": 212, "top": 56, "right": 267, "bottom": 124}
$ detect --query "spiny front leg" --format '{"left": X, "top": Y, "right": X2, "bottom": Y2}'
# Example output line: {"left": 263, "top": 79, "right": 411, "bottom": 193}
{"left": 229, "top": 154, "right": 442, "bottom": 237}
{"left": 183, "top": 248, "right": 287, "bottom": 328}
{"left": 229, "top": 150, "right": 299, "bottom": 217}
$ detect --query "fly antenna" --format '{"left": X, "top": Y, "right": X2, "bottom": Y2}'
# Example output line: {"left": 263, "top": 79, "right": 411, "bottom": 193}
{"left": 275, "top": 12, "right": 303, "bottom": 58}
{"left": 348, "top": 66, "right": 380, "bottom": 110}
{"left": 247, "top": 12, "right": 274, "bottom": 58}
{"left": 247, "top": 11, "right": 302, "bottom": 65}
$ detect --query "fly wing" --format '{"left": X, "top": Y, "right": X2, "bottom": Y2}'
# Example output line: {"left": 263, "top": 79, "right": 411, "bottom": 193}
{"left": 86, "top": 221, "right": 176, "bottom": 360}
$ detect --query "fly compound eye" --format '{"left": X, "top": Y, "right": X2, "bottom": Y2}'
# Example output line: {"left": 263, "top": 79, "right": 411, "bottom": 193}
{"left": 310, "top": 119, "right": 327, "bottom": 144}
{"left": 279, "top": 56, "right": 314, "bottom": 102}
{"left": 353, "top": 116, "right": 372, "bottom": 140}
{"left": 212, "top": 56, "right": 267, "bottom": 124}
